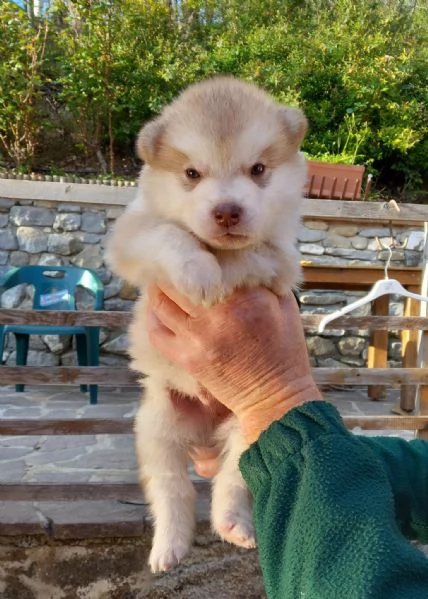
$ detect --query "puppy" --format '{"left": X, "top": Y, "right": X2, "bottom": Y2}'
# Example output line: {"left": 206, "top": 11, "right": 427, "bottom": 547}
{"left": 106, "top": 76, "right": 307, "bottom": 573}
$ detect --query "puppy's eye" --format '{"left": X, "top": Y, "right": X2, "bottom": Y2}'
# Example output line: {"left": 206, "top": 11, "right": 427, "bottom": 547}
{"left": 251, "top": 163, "right": 265, "bottom": 176}
{"left": 185, "top": 168, "right": 201, "bottom": 180}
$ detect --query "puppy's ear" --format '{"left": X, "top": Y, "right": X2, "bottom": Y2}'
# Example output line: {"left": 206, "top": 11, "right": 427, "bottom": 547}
{"left": 136, "top": 118, "right": 165, "bottom": 164}
{"left": 279, "top": 106, "right": 308, "bottom": 149}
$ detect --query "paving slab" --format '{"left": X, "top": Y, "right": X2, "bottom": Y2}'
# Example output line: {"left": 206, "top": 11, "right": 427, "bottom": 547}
{"left": 0, "top": 383, "right": 418, "bottom": 536}
{"left": 0, "top": 384, "right": 417, "bottom": 489}
{"left": 0, "top": 384, "right": 426, "bottom": 599}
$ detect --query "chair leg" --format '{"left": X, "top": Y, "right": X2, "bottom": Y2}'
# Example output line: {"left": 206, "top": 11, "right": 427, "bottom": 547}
{"left": 15, "top": 333, "right": 29, "bottom": 392}
{"left": 0, "top": 326, "right": 6, "bottom": 365}
{"left": 76, "top": 333, "right": 88, "bottom": 393}
{"left": 86, "top": 328, "right": 99, "bottom": 405}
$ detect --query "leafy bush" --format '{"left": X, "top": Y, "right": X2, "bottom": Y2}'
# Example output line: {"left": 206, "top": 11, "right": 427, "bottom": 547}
{"left": 0, "top": 1, "right": 50, "bottom": 169}
{"left": 0, "top": 0, "right": 426, "bottom": 194}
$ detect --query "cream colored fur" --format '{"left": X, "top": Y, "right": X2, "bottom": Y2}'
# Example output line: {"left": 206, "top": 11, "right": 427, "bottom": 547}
{"left": 105, "top": 76, "right": 307, "bottom": 573}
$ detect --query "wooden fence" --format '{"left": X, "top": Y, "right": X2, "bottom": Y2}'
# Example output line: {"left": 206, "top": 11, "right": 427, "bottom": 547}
{"left": 2, "top": 185, "right": 428, "bottom": 502}
{"left": 1, "top": 307, "right": 428, "bottom": 501}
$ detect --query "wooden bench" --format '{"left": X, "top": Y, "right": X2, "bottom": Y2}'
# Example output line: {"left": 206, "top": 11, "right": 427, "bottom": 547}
{"left": 304, "top": 160, "right": 372, "bottom": 200}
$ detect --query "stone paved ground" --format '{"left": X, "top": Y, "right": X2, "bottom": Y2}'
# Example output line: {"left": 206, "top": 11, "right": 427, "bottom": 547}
{"left": 0, "top": 384, "right": 424, "bottom": 599}
{"left": 0, "top": 382, "right": 416, "bottom": 533}
{"left": 0, "top": 385, "right": 140, "bottom": 486}
{"left": 0, "top": 382, "right": 416, "bottom": 546}
{"left": 0, "top": 383, "right": 415, "bottom": 488}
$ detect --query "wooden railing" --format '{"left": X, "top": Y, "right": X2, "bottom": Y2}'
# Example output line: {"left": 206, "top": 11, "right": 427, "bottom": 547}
{"left": 1, "top": 309, "right": 427, "bottom": 444}
{"left": 1, "top": 304, "right": 428, "bottom": 502}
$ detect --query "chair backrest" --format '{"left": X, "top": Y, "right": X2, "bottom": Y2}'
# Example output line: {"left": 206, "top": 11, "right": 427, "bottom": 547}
{"left": 0, "top": 265, "right": 104, "bottom": 311}
{"left": 304, "top": 160, "right": 365, "bottom": 200}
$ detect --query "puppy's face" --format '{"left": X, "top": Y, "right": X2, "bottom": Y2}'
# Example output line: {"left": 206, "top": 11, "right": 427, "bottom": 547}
{"left": 138, "top": 77, "right": 307, "bottom": 249}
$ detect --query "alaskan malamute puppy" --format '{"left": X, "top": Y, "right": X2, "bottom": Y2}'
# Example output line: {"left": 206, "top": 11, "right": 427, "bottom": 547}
{"left": 106, "top": 76, "right": 307, "bottom": 573}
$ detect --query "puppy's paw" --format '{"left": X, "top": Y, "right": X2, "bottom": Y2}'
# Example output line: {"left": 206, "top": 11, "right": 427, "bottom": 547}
{"left": 170, "top": 253, "right": 222, "bottom": 306}
{"left": 270, "top": 278, "right": 291, "bottom": 297}
{"left": 214, "top": 511, "right": 256, "bottom": 549}
{"left": 149, "top": 535, "right": 191, "bottom": 573}
{"left": 270, "top": 261, "right": 301, "bottom": 297}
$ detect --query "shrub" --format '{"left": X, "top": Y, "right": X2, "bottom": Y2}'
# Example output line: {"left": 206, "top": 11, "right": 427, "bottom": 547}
{"left": 0, "top": 0, "right": 426, "bottom": 193}
{"left": 0, "top": 1, "right": 50, "bottom": 169}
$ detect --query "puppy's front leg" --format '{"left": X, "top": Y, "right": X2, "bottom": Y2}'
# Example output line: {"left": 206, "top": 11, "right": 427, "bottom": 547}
{"left": 270, "top": 242, "right": 302, "bottom": 297}
{"left": 211, "top": 417, "right": 256, "bottom": 549}
{"left": 106, "top": 204, "right": 222, "bottom": 304}
{"left": 135, "top": 384, "right": 196, "bottom": 573}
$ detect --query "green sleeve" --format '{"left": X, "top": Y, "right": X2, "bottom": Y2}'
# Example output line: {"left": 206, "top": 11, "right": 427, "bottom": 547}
{"left": 239, "top": 401, "right": 428, "bottom": 599}
{"left": 357, "top": 435, "right": 428, "bottom": 543}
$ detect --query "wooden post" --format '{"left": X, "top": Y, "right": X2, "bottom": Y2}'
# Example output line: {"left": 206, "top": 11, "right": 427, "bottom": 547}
{"left": 367, "top": 295, "right": 389, "bottom": 400}
{"left": 417, "top": 222, "right": 428, "bottom": 439}
{"left": 400, "top": 293, "right": 420, "bottom": 412}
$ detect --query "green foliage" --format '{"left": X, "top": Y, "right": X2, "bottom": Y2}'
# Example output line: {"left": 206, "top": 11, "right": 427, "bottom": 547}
{"left": 0, "top": 1, "right": 50, "bottom": 168}
{"left": 0, "top": 0, "right": 426, "bottom": 192}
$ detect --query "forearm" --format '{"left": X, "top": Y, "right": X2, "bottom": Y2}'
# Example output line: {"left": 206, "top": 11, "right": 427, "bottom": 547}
{"left": 240, "top": 401, "right": 428, "bottom": 599}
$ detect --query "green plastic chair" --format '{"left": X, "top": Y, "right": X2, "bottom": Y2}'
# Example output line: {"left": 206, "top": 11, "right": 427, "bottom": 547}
{"left": 0, "top": 265, "right": 104, "bottom": 404}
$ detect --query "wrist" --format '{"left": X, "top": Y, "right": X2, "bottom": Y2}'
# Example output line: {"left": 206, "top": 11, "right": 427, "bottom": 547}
{"left": 237, "top": 376, "right": 322, "bottom": 445}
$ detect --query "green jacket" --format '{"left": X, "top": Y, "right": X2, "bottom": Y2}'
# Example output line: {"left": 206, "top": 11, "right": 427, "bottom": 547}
{"left": 239, "top": 401, "right": 428, "bottom": 598}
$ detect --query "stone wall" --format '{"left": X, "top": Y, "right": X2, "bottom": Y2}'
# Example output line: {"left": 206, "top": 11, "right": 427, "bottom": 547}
{"left": 0, "top": 192, "right": 425, "bottom": 370}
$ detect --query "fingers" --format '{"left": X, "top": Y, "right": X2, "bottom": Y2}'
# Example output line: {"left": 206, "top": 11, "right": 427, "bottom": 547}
{"left": 192, "top": 458, "right": 220, "bottom": 478}
{"left": 147, "top": 284, "right": 189, "bottom": 333}
{"left": 146, "top": 308, "right": 174, "bottom": 340}
{"left": 189, "top": 445, "right": 220, "bottom": 461}
{"left": 280, "top": 291, "right": 301, "bottom": 318}
{"left": 156, "top": 281, "right": 198, "bottom": 316}
{"left": 189, "top": 445, "right": 221, "bottom": 478}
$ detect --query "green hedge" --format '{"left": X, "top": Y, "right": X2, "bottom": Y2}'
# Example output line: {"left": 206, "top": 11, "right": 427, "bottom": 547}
{"left": 0, "top": 0, "right": 427, "bottom": 193}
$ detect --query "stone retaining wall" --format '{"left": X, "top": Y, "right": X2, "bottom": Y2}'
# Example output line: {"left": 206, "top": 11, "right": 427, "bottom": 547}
{"left": 0, "top": 193, "right": 425, "bottom": 370}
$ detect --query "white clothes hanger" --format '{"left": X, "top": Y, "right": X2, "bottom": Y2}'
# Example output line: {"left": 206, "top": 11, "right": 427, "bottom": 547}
{"left": 318, "top": 232, "right": 428, "bottom": 333}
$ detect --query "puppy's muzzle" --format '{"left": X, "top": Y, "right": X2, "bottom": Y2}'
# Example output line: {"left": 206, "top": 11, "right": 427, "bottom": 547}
{"left": 213, "top": 203, "right": 242, "bottom": 229}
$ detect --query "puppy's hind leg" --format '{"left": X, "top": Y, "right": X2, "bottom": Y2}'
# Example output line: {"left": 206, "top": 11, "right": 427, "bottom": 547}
{"left": 211, "top": 417, "right": 256, "bottom": 549}
{"left": 135, "top": 383, "right": 196, "bottom": 573}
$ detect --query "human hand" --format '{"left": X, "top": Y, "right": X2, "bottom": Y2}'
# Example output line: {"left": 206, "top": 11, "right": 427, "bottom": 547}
{"left": 189, "top": 445, "right": 222, "bottom": 478}
{"left": 147, "top": 283, "right": 321, "bottom": 444}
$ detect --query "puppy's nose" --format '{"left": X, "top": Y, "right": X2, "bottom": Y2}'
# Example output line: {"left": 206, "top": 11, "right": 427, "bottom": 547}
{"left": 213, "top": 203, "right": 242, "bottom": 228}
